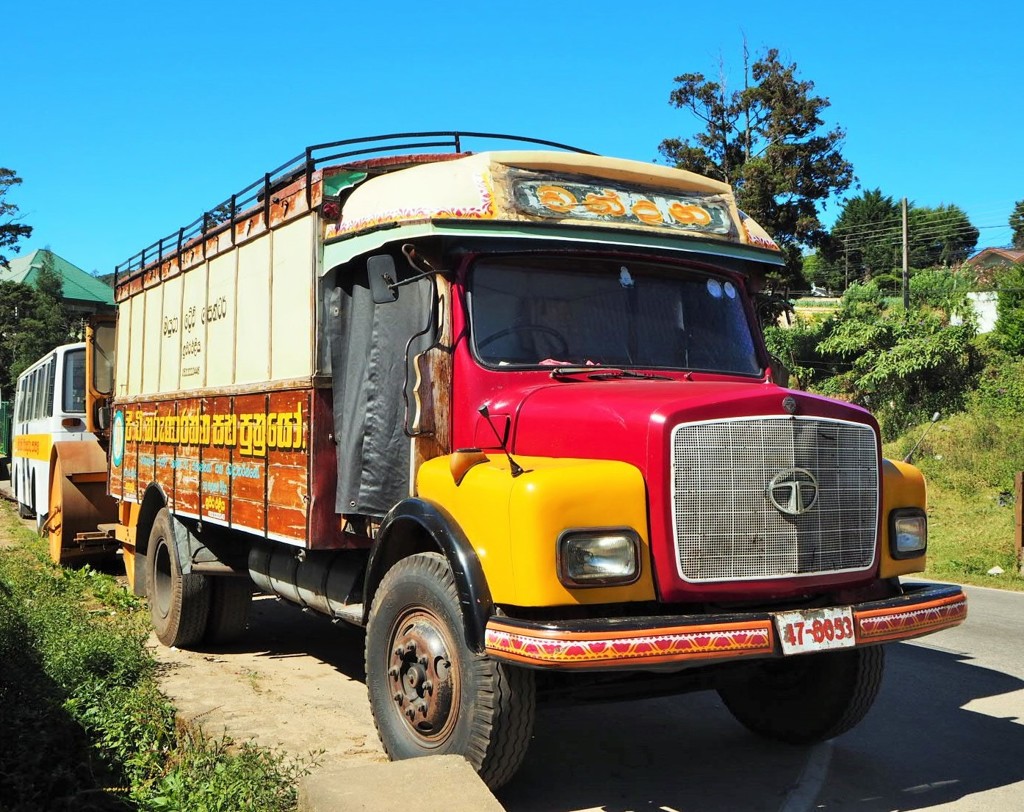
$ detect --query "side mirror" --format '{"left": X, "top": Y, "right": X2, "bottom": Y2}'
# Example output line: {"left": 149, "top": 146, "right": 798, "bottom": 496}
{"left": 769, "top": 355, "right": 791, "bottom": 388}
{"left": 367, "top": 255, "right": 398, "bottom": 304}
{"left": 96, "top": 404, "right": 110, "bottom": 431}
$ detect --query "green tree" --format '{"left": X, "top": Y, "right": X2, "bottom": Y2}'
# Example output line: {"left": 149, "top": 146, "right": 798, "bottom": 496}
{"left": 1009, "top": 200, "right": 1024, "bottom": 249}
{"left": 828, "top": 189, "right": 901, "bottom": 284}
{"left": 801, "top": 251, "right": 843, "bottom": 293}
{"left": 0, "top": 251, "right": 74, "bottom": 393}
{"left": 659, "top": 45, "right": 855, "bottom": 284}
{"left": 0, "top": 280, "right": 36, "bottom": 394}
{"left": 907, "top": 204, "right": 978, "bottom": 268}
{"left": 1, "top": 168, "right": 32, "bottom": 267}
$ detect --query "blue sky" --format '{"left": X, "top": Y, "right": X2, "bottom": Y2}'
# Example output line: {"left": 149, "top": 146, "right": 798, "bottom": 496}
{"left": 3, "top": 1, "right": 1021, "bottom": 275}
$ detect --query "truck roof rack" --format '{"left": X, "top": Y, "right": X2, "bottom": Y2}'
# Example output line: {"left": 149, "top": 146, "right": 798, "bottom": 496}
{"left": 114, "top": 132, "right": 593, "bottom": 279}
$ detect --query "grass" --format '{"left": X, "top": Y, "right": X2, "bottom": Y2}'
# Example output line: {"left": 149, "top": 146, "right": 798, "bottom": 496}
{"left": 0, "top": 505, "right": 318, "bottom": 811}
{"left": 884, "top": 409, "right": 1024, "bottom": 591}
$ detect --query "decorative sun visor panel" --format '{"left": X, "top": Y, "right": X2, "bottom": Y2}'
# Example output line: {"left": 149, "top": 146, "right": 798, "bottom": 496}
{"left": 321, "top": 151, "right": 782, "bottom": 258}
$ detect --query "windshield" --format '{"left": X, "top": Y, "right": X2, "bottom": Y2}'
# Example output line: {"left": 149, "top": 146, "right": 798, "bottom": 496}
{"left": 469, "top": 256, "right": 761, "bottom": 375}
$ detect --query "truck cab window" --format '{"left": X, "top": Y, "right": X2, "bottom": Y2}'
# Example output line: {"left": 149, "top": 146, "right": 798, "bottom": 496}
{"left": 469, "top": 256, "right": 761, "bottom": 375}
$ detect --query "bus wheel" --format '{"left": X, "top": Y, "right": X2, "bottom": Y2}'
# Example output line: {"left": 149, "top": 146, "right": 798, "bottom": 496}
{"left": 365, "top": 552, "right": 535, "bottom": 790}
{"left": 148, "top": 508, "right": 211, "bottom": 648}
{"left": 718, "top": 645, "right": 885, "bottom": 744}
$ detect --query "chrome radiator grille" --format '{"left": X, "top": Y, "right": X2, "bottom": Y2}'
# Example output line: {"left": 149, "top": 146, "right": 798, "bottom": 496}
{"left": 671, "top": 417, "right": 878, "bottom": 582}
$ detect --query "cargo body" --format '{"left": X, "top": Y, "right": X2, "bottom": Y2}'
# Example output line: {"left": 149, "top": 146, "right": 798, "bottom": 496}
{"left": 91, "top": 133, "right": 965, "bottom": 788}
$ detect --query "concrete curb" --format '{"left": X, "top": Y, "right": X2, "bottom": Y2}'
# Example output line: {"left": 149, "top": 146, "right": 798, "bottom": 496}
{"left": 298, "top": 755, "right": 504, "bottom": 812}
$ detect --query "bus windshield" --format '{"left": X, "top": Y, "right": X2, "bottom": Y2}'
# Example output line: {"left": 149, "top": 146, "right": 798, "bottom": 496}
{"left": 469, "top": 256, "right": 762, "bottom": 375}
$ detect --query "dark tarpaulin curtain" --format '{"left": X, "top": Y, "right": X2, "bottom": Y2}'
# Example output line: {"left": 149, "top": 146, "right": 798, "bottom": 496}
{"left": 328, "top": 270, "right": 434, "bottom": 518}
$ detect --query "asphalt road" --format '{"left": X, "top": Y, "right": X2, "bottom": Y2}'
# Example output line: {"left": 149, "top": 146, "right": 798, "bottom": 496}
{"left": 497, "top": 583, "right": 1024, "bottom": 812}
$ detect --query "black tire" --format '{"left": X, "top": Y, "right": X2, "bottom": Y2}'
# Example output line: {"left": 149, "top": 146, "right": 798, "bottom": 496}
{"left": 365, "top": 552, "right": 535, "bottom": 790}
{"left": 718, "top": 645, "right": 885, "bottom": 744}
{"left": 148, "top": 508, "right": 211, "bottom": 648}
{"left": 18, "top": 472, "right": 35, "bottom": 519}
{"left": 204, "top": 577, "right": 253, "bottom": 644}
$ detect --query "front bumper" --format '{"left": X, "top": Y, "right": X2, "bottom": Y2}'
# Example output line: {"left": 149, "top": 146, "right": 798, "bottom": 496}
{"left": 484, "top": 582, "right": 966, "bottom": 670}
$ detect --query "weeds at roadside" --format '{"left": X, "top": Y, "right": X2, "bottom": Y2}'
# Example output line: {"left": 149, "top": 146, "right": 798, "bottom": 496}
{"left": 0, "top": 506, "right": 318, "bottom": 810}
{"left": 885, "top": 411, "right": 1024, "bottom": 590}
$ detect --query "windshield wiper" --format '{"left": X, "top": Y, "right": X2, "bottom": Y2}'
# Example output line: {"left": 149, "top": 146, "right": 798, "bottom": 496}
{"left": 549, "top": 367, "right": 673, "bottom": 381}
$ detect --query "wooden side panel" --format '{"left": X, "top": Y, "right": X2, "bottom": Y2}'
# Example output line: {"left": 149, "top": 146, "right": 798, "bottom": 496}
{"left": 201, "top": 396, "right": 233, "bottom": 525}
{"left": 110, "top": 388, "right": 314, "bottom": 546}
{"left": 172, "top": 398, "right": 201, "bottom": 516}
{"left": 231, "top": 393, "right": 267, "bottom": 535}
{"left": 308, "top": 387, "right": 344, "bottom": 548}
{"left": 266, "top": 390, "right": 310, "bottom": 542}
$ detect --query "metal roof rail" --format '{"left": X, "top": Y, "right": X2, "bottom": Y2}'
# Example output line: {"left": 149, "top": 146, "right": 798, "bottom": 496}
{"left": 114, "top": 132, "right": 592, "bottom": 283}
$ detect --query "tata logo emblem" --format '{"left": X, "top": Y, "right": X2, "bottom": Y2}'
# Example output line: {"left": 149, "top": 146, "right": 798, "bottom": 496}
{"left": 767, "top": 468, "right": 819, "bottom": 516}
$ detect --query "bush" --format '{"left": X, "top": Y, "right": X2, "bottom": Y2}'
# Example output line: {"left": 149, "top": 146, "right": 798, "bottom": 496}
{"left": 0, "top": 512, "right": 316, "bottom": 810}
{"left": 818, "top": 307, "right": 980, "bottom": 439}
{"left": 994, "top": 263, "right": 1024, "bottom": 354}
{"left": 763, "top": 317, "right": 838, "bottom": 389}
{"left": 969, "top": 335, "right": 1024, "bottom": 417}
{"left": 909, "top": 267, "right": 972, "bottom": 318}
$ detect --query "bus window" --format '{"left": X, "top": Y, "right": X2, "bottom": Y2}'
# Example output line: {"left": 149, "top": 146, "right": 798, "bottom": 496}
{"left": 44, "top": 360, "right": 56, "bottom": 418}
{"left": 64, "top": 349, "right": 86, "bottom": 413}
{"left": 92, "top": 323, "right": 115, "bottom": 395}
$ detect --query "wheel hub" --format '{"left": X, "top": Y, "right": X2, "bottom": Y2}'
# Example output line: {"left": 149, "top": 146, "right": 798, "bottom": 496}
{"left": 387, "top": 615, "right": 457, "bottom": 741}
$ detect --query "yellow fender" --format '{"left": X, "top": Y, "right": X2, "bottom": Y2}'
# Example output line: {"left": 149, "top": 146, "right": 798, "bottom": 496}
{"left": 879, "top": 458, "right": 928, "bottom": 578}
{"left": 418, "top": 454, "right": 655, "bottom": 607}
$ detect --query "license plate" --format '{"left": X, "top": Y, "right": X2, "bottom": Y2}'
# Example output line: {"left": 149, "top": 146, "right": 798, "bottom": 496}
{"left": 774, "top": 606, "right": 856, "bottom": 655}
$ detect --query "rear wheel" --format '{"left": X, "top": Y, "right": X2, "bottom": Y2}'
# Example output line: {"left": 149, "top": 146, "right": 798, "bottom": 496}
{"left": 718, "top": 645, "right": 885, "bottom": 744}
{"left": 365, "top": 552, "right": 535, "bottom": 790}
{"left": 17, "top": 471, "right": 34, "bottom": 519}
{"left": 148, "top": 508, "right": 211, "bottom": 647}
{"left": 204, "top": 577, "right": 253, "bottom": 644}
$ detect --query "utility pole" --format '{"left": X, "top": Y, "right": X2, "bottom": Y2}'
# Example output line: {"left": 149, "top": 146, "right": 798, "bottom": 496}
{"left": 902, "top": 197, "right": 910, "bottom": 310}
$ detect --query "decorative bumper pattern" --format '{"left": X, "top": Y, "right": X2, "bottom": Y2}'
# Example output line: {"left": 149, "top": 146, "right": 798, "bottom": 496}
{"left": 485, "top": 620, "right": 774, "bottom": 669}
{"left": 855, "top": 592, "right": 968, "bottom": 643}
{"left": 484, "top": 583, "right": 966, "bottom": 670}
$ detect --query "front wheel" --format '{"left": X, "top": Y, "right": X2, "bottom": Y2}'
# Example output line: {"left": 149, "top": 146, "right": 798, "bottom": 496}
{"left": 718, "top": 645, "right": 885, "bottom": 744}
{"left": 365, "top": 552, "right": 535, "bottom": 790}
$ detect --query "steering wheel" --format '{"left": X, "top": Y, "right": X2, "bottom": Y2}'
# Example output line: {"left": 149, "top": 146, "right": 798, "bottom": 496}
{"left": 478, "top": 324, "right": 570, "bottom": 357}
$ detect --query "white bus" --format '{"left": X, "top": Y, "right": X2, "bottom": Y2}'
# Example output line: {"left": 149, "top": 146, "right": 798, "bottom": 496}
{"left": 11, "top": 342, "right": 93, "bottom": 526}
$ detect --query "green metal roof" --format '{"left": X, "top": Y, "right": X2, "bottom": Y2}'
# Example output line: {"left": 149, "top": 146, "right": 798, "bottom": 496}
{"left": 0, "top": 249, "right": 114, "bottom": 306}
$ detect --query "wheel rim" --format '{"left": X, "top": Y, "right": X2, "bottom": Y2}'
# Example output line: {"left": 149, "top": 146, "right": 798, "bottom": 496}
{"left": 385, "top": 608, "right": 460, "bottom": 746}
{"left": 152, "top": 539, "right": 173, "bottom": 619}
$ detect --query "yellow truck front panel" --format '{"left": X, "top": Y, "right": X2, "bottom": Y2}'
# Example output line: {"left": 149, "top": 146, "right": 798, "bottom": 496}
{"left": 417, "top": 454, "right": 655, "bottom": 606}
